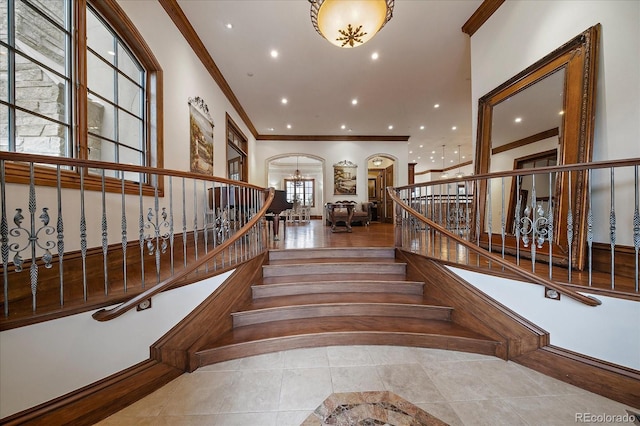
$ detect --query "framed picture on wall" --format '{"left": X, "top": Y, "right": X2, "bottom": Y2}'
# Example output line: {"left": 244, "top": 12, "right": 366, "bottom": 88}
{"left": 334, "top": 160, "right": 357, "bottom": 195}
{"left": 188, "top": 96, "right": 214, "bottom": 174}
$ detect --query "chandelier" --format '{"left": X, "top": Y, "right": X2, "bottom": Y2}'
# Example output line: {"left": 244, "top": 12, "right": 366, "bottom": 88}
{"left": 309, "top": 0, "right": 394, "bottom": 48}
{"left": 292, "top": 156, "right": 304, "bottom": 182}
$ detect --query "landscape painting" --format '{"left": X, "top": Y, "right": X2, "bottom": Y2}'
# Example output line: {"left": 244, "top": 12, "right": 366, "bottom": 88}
{"left": 334, "top": 160, "right": 357, "bottom": 195}
{"left": 189, "top": 97, "right": 214, "bottom": 174}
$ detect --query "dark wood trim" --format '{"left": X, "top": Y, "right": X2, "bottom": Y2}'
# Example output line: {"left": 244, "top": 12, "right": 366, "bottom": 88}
{"left": 514, "top": 345, "right": 640, "bottom": 408}
{"left": 592, "top": 243, "right": 639, "bottom": 280}
{"left": 158, "top": 0, "right": 258, "bottom": 138}
{"left": 397, "top": 250, "right": 548, "bottom": 359}
{"left": 461, "top": 0, "right": 505, "bottom": 36}
{"left": 0, "top": 360, "right": 182, "bottom": 426}
{"left": 256, "top": 135, "right": 410, "bottom": 142}
{"left": 415, "top": 160, "right": 473, "bottom": 176}
{"left": 408, "top": 163, "right": 416, "bottom": 184}
{"left": 152, "top": 254, "right": 266, "bottom": 371}
{"left": 491, "top": 128, "right": 559, "bottom": 155}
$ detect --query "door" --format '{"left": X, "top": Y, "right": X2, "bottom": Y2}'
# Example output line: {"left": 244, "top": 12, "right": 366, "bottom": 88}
{"left": 384, "top": 164, "right": 394, "bottom": 223}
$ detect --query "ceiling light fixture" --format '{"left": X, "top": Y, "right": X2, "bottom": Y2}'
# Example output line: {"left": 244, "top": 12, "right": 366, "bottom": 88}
{"left": 292, "top": 156, "right": 304, "bottom": 182}
{"left": 441, "top": 145, "right": 448, "bottom": 179}
{"left": 455, "top": 145, "right": 464, "bottom": 179}
{"left": 372, "top": 157, "right": 383, "bottom": 167}
{"left": 309, "top": 0, "right": 394, "bottom": 48}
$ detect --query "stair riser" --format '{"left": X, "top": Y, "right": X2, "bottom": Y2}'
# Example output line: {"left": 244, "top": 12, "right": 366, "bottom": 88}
{"left": 232, "top": 304, "right": 451, "bottom": 327}
{"left": 195, "top": 333, "right": 499, "bottom": 367}
{"left": 252, "top": 282, "right": 424, "bottom": 298}
{"left": 269, "top": 248, "right": 395, "bottom": 261}
{"left": 263, "top": 263, "right": 406, "bottom": 277}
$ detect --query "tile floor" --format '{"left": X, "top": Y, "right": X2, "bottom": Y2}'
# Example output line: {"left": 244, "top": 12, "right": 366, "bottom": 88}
{"left": 97, "top": 345, "right": 637, "bottom": 425}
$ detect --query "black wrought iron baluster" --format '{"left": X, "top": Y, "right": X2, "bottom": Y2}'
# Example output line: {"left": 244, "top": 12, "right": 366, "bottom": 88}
{"left": 609, "top": 168, "right": 616, "bottom": 290}
{"left": 1, "top": 160, "right": 9, "bottom": 317}
{"left": 57, "top": 166, "right": 64, "bottom": 305}
{"left": 567, "top": 171, "right": 573, "bottom": 282}
{"left": 80, "top": 167, "right": 87, "bottom": 300}
{"left": 101, "top": 170, "right": 108, "bottom": 295}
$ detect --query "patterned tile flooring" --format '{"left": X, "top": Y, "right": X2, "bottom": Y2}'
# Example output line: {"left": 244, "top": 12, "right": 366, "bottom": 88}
{"left": 97, "top": 345, "right": 637, "bottom": 425}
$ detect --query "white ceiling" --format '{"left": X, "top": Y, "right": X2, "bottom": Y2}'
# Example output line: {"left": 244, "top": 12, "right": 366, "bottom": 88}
{"left": 177, "top": 0, "right": 483, "bottom": 172}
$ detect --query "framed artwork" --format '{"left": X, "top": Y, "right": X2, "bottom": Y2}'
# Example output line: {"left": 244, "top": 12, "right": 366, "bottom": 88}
{"left": 333, "top": 160, "right": 357, "bottom": 195}
{"left": 188, "top": 96, "right": 214, "bottom": 174}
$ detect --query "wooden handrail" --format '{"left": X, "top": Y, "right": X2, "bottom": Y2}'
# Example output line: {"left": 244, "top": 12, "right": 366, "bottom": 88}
{"left": 396, "top": 157, "right": 640, "bottom": 191}
{"left": 92, "top": 188, "right": 275, "bottom": 321}
{"left": 0, "top": 151, "right": 265, "bottom": 189}
{"left": 387, "top": 188, "right": 601, "bottom": 307}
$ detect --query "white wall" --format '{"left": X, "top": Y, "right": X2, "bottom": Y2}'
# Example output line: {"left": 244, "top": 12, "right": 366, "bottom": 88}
{"left": 448, "top": 266, "right": 640, "bottom": 371}
{"left": 0, "top": 271, "right": 232, "bottom": 418}
{"left": 471, "top": 0, "right": 640, "bottom": 245}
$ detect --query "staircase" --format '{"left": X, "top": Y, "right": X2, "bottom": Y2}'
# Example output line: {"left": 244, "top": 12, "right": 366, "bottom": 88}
{"left": 192, "top": 247, "right": 501, "bottom": 368}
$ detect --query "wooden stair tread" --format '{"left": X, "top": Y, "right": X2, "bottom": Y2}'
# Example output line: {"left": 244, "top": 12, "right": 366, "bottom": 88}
{"left": 266, "top": 257, "right": 403, "bottom": 265}
{"left": 198, "top": 316, "right": 497, "bottom": 350}
{"left": 268, "top": 247, "right": 395, "bottom": 260}
{"left": 259, "top": 273, "right": 412, "bottom": 285}
{"left": 236, "top": 292, "right": 431, "bottom": 311}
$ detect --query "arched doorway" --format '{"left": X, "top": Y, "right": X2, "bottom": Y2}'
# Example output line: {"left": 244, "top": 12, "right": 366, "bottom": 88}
{"left": 367, "top": 155, "right": 395, "bottom": 223}
{"left": 266, "top": 154, "right": 325, "bottom": 219}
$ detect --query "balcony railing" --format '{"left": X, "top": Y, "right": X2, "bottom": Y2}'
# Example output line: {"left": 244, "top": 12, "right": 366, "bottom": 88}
{"left": 0, "top": 152, "right": 271, "bottom": 329}
{"left": 390, "top": 158, "right": 640, "bottom": 301}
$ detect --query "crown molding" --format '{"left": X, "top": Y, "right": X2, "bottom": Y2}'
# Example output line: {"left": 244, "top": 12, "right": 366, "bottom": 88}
{"left": 415, "top": 160, "right": 473, "bottom": 175}
{"left": 461, "top": 0, "right": 505, "bottom": 36}
{"left": 256, "top": 134, "right": 410, "bottom": 142}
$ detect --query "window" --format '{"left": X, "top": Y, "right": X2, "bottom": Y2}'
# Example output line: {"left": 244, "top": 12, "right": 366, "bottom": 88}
{"left": 284, "top": 178, "right": 315, "bottom": 207}
{"left": 1, "top": 0, "right": 162, "bottom": 189}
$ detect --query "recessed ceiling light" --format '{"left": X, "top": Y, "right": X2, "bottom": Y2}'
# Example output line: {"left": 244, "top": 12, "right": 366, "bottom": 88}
{"left": 351, "top": 98, "right": 358, "bottom": 105}
{"left": 434, "top": 104, "right": 440, "bottom": 108}
{"left": 431, "top": 150, "right": 436, "bottom": 154}
{"left": 270, "top": 50, "right": 278, "bottom": 58}
{"left": 371, "top": 52, "right": 379, "bottom": 60}
{"left": 417, "top": 156, "right": 421, "bottom": 159}
{"left": 268, "top": 127, "right": 275, "bottom": 131}
{"left": 462, "top": 155, "right": 466, "bottom": 159}
{"left": 451, "top": 126, "right": 457, "bottom": 130}
{"left": 281, "top": 98, "right": 288, "bottom": 104}
{"left": 420, "top": 125, "right": 425, "bottom": 130}
{"left": 286, "top": 124, "right": 292, "bottom": 129}
{"left": 225, "top": 23, "right": 233, "bottom": 29}
{"left": 514, "top": 117, "right": 522, "bottom": 123}
{"left": 430, "top": 156, "right": 433, "bottom": 159}
{"left": 409, "top": 150, "right": 413, "bottom": 154}
{"left": 419, "top": 145, "right": 423, "bottom": 148}
{"left": 341, "top": 124, "right": 346, "bottom": 130}
{"left": 388, "top": 125, "right": 393, "bottom": 130}
{"left": 450, "top": 160, "right": 454, "bottom": 163}
{"left": 432, "top": 160, "right": 435, "bottom": 163}
{"left": 559, "top": 110, "right": 565, "bottom": 115}
{"left": 454, "top": 150, "right": 458, "bottom": 154}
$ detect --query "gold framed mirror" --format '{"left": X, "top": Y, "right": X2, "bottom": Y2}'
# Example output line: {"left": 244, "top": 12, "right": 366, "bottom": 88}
{"left": 474, "top": 24, "right": 600, "bottom": 270}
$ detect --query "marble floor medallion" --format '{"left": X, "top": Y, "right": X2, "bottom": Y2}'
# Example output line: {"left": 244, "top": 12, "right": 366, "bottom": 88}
{"left": 301, "top": 391, "right": 449, "bottom": 426}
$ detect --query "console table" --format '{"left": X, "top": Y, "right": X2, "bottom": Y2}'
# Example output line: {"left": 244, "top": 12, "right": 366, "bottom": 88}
{"left": 326, "top": 202, "right": 355, "bottom": 232}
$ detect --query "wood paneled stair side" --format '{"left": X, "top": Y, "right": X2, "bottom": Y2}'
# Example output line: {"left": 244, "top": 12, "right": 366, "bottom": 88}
{"left": 191, "top": 247, "right": 503, "bottom": 369}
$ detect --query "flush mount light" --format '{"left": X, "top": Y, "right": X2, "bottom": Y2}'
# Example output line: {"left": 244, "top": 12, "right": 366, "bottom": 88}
{"left": 372, "top": 157, "right": 383, "bottom": 166}
{"left": 309, "top": 0, "right": 394, "bottom": 48}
